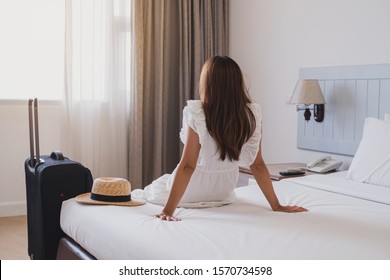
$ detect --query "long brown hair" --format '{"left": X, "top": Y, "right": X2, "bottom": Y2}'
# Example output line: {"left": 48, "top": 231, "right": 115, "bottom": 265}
{"left": 200, "top": 56, "right": 256, "bottom": 161}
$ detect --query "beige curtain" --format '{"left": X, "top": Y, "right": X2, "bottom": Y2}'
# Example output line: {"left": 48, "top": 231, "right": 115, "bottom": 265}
{"left": 129, "top": 0, "right": 229, "bottom": 189}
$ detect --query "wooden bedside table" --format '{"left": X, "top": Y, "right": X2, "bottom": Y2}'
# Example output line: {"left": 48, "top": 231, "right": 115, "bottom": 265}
{"left": 239, "top": 162, "right": 316, "bottom": 183}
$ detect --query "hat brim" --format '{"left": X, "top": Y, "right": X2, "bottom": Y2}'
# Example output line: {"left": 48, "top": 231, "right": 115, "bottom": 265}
{"left": 75, "top": 193, "right": 145, "bottom": 206}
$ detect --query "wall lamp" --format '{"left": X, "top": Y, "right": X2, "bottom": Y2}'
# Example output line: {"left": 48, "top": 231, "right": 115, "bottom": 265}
{"left": 289, "top": 79, "right": 325, "bottom": 122}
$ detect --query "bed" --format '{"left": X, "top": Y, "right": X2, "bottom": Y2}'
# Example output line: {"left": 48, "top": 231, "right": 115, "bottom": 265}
{"left": 59, "top": 169, "right": 390, "bottom": 260}
{"left": 57, "top": 63, "right": 390, "bottom": 259}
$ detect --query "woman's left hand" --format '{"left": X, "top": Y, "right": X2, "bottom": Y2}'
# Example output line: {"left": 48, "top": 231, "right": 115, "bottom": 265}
{"left": 274, "top": 205, "right": 308, "bottom": 213}
{"left": 154, "top": 212, "right": 182, "bottom": 221}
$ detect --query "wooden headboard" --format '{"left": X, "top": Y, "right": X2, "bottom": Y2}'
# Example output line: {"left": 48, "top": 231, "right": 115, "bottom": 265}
{"left": 297, "top": 63, "right": 390, "bottom": 156}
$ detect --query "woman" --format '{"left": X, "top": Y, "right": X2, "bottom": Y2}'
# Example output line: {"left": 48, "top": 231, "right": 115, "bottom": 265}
{"left": 147, "top": 56, "right": 307, "bottom": 221}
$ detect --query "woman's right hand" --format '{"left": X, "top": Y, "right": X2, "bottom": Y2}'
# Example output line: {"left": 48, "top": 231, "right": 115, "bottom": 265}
{"left": 273, "top": 205, "right": 308, "bottom": 213}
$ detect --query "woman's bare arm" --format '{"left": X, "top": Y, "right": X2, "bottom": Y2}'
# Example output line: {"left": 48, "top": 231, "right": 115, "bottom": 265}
{"left": 155, "top": 126, "right": 201, "bottom": 221}
{"left": 250, "top": 142, "right": 307, "bottom": 213}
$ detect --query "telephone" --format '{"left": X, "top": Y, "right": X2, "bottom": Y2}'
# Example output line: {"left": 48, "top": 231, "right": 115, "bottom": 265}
{"left": 307, "top": 156, "right": 343, "bottom": 173}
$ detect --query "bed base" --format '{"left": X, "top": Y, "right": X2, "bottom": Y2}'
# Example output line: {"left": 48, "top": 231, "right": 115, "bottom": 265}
{"left": 56, "top": 236, "right": 96, "bottom": 260}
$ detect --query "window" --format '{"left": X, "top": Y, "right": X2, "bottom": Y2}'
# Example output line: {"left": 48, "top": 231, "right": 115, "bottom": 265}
{"left": 66, "top": 0, "right": 131, "bottom": 102}
{"left": 0, "top": 0, "right": 64, "bottom": 100}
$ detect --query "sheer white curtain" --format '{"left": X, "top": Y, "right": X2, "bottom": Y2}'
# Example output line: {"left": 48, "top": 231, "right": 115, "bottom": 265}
{"left": 63, "top": 0, "right": 132, "bottom": 179}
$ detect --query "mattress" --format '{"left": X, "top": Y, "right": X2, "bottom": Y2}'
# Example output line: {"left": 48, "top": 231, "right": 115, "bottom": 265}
{"left": 60, "top": 172, "right": 390, "bottom": 259}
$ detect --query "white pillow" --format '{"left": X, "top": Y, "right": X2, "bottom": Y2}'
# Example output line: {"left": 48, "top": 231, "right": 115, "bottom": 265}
{"left": 385, "top": 113, "right": 390, "bottom": 121}
{"left": 347, "top": 117, "right": 390, "bottom": 187}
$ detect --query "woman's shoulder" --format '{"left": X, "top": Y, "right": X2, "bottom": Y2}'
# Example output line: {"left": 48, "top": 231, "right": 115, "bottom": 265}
{"left": 248, "top": 101, "right": 260, "bottom": 110}
{"left": 185, "top": 99, "right": 202, "bottom": 110}
{"left": 181, "top": 100, "right": 207, "bottom": 144}
{"left": 247, "top": 102, "right": 262, "bottom": 119}
{"left": 183, "top": 100, "right": 204, "bottom": 118}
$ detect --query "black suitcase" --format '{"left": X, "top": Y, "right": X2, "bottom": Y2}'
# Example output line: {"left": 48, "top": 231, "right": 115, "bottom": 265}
{"left": 24, "top": 98, "right": 93, "bottom": 260}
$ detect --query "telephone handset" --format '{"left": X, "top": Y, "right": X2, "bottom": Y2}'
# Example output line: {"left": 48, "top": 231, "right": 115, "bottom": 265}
{"left": 307, "top": 156, "right": 343, "bottom": 173}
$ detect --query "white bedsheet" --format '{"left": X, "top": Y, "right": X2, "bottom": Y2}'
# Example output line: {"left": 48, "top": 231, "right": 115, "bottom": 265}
{"left": 60, "top": 172, "right": 390, "bottom": 259}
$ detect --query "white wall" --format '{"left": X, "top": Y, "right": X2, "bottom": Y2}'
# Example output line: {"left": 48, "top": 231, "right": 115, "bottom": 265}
{"left": 229, "top": 0, "right": 390, "bottom": 166}
{"left": 0, "top": 101, "right": 62, "bottom": 216}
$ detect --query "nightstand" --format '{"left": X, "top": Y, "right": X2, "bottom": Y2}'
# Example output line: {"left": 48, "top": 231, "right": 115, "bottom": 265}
{"left": 239, "top": 162, "right": 316, "bottom": 184}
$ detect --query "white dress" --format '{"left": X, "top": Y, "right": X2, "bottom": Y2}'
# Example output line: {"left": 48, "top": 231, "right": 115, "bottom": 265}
{"left": 134, "top": 100, "right": 262, "bottom": 208}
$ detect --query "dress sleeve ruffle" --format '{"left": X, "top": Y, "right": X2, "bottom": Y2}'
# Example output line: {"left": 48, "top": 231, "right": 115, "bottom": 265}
{"left": 179, "top": 100, "right": 207, "bottom": 146}
{"left": 238, "top": 103, "right": 262, "bottom": 167}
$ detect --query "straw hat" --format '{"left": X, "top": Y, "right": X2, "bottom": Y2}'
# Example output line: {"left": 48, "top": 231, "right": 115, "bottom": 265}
{"left": 75, "top": 177, "right": 144, "bottom": 206}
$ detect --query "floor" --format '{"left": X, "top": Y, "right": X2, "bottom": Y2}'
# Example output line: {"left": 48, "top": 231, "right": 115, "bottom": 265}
{"left": 0, "top": 215, "right": 29, "bottom": 260}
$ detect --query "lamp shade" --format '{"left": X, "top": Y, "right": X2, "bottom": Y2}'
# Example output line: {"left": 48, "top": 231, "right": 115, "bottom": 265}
{"left": 289, "top": 79, "right": 325, "bottom": 105}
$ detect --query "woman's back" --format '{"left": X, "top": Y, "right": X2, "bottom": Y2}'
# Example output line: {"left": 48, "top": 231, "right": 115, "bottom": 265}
{"left": 180, "top": 100, "right": 262, "bottom": 170}
{"left": 160, "top": 99, "right": 262, "bottom": 207}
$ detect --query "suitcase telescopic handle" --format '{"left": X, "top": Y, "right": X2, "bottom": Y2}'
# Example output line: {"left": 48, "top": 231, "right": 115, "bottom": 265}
{"left": 28, "top": 99, "right": 35, "bottom": 167}
{"left": 33, "top": 98, "right": 40, "bottom": 164}
{"left": 28, "top": 98, "right": 42, "bottom": 167}
{"left": 50, "top": 151, "right": 65, "bottom": 160}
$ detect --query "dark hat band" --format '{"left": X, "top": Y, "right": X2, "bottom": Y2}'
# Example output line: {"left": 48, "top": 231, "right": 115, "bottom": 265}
{"left": 90, "top": 193, "right": 131, "bottom": 203}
